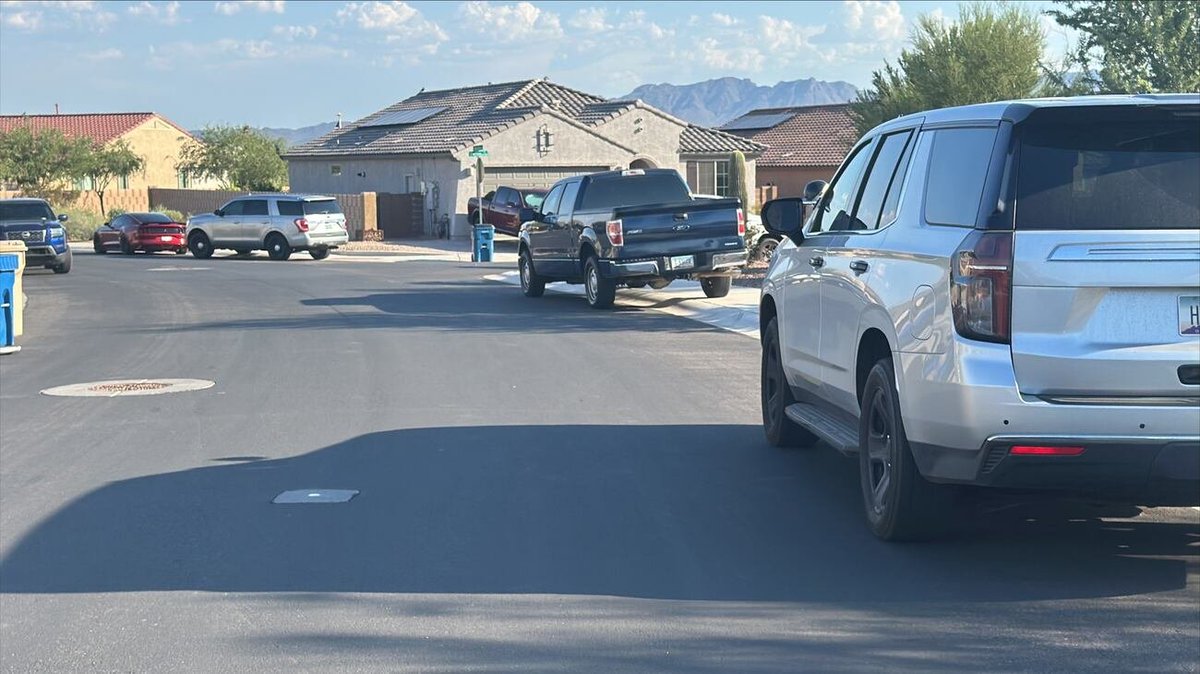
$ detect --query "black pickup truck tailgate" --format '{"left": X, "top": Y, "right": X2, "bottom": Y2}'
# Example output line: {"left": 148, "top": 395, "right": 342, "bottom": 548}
{"left": 613, "top": 198, "right": 743, "bottom": 259}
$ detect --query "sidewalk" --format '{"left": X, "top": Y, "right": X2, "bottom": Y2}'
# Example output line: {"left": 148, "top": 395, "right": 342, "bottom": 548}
{"left": 484, "top": 271, "right": 761, "bottom": 340}
{"left": 331, "top": 237, "right": 519, "bottom": 264}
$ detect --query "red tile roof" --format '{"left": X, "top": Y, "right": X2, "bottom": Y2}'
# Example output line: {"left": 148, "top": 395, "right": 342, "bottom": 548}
{"left": 723, "top": 104, "right": 858, "bottom": 168}
{"left": 0, "top": 112, "right": 187, "bottom": 144}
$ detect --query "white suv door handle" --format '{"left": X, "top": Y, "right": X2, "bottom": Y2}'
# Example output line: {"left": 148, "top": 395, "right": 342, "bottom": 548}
{"left": 809, "top": 256, "right": 825, "bottom": 269}
{"left": 850, "top": 260, "right": 869, "bottom": 274}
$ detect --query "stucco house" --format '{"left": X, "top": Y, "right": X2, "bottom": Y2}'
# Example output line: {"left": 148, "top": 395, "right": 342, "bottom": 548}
{"left": 0, "top": 112, "right": 218, "bottom": 191}
{"left": 720, "top": 104, "right": 858, "bottom": 198}
{"left": 284, "top": 78, "right": 762, "bottom": 237}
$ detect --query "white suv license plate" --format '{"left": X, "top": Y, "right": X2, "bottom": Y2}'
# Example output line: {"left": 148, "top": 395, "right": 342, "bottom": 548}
{"left": 1181, "top": 295, "right": 1200, "bottom": 336}
{"left": 670, "top": 255, "right": 695, "bottom": 270}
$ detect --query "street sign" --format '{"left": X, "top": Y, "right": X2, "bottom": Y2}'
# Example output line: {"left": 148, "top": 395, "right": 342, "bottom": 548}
{"left": 469, "top": 145, "right": 488, "bottom": 158}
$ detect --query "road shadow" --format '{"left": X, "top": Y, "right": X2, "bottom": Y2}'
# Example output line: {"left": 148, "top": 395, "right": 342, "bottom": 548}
{"left": 2, "top": 424, "right": 1194, "bottom": 603}
{"left": 133, "top": 285, "right": 724, "bottom": 335}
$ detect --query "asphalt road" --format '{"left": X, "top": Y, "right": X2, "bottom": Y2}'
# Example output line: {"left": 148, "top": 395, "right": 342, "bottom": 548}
{"left": 1, "top": 249, "right": 1197, "bottom": 672}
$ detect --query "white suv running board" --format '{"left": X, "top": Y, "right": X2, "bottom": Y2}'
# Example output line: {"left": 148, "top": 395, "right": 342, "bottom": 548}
{"left": 785, "top": 403, "right": 860, "bottom": 455}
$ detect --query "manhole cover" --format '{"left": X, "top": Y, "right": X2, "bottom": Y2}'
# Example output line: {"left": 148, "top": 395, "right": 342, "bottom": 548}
{"left": 273, "top": 489, "right": 359, "bottom": 504}
{"left": 41, "top": 378, "right": 215, "bottom": 398}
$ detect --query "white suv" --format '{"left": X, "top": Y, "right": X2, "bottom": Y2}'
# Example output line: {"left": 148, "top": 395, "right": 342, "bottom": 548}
{"left": 186, "top": 194, "right": 348, "bottom": 260}
{"left": 759, "top": 95, "right": 1200, "bottom": 540}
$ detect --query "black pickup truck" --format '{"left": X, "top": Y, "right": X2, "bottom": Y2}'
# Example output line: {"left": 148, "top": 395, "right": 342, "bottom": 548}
{"left": 516, "top": 168, "right": 747, "bottom": 308}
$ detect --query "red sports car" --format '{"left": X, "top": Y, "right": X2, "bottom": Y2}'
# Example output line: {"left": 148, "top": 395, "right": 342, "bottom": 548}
{"left": 93, "top": 212, "right": 187, "bottom": 255}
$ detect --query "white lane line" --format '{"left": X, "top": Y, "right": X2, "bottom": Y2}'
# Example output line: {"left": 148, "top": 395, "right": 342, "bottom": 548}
{"left": 485, "top": 271, "right": 761, "bottom": 340}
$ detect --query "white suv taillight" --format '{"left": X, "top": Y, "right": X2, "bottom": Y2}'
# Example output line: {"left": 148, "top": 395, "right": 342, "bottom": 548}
{"left": 294, "top": 217, "right": 309, "bottom": 232}
{"left": 950, "top": 230, "right": 1013, "bottom": 344}
{"left": 736, "top": 208, "right": 746, "bottom": 237}
{"left": 606, "top": 219, "right": 624, "bottom": 246}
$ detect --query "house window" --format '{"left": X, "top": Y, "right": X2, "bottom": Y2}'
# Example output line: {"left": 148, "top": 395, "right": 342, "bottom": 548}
{"left": 118, "top": 174, "right": 129, "bottom": 190}
{"left": 177, "top": 170, "right": 190, "bottom": 189}
{"left": 331, "top": 165, "right": 342, "bottom": 176}
{"left": 75, "top": 175, "right": 94, "bottom": 191}
{"left": 686, "top": 160, "right": 731, "bottom": 196}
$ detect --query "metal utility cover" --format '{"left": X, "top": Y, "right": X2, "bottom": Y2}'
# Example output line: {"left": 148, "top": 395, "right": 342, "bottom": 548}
{"left": 272, "top": 489, "right": 359, "bottom": 504}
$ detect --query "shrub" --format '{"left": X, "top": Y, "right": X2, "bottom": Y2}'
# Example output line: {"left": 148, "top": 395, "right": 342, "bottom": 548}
{"left": 151, "top": 204, "right": 186, "bottom": 223}
{"left": 107, "top": 207, "right": 127, "bottom": 219}
{"left": 57, "top": 207, "right": 105, "bottom": 242}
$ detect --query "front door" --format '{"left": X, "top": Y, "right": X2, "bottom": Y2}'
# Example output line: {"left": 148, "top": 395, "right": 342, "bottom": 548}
{"left": 211, "top": 200, "right": 244, "bottom": 245}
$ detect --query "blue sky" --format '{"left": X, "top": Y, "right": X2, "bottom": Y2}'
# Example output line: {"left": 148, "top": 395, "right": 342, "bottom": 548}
{"left": 0, "top": 1, "right": 1071, "bottom": 129}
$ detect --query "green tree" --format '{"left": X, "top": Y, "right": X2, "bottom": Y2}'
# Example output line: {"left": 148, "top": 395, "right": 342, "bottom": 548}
{"left": 1046, "top": 0, "right": 1200, "bottom": 94}
{"left": 0, "top": 126, "right": 93, "bottom": 197}
{"left": 850, "top": 3, "right": 1045, "bottom": 135}
{"left": 177, "top": 125, "right": 288, "bottom": 191}
{"left": 728, "top": 150, "right": 751, "bottom": 212}
{"left": 84, "top": 139, "right": 144, "bottom": 217}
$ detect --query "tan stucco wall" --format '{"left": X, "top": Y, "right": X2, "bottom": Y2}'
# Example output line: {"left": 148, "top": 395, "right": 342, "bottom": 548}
{"left": 757, "top": 165, "right": 839, "bottom": 199}
{"left": 591, "top": 107, "right": 686, "bottom": 173}
{"left": 118, "top": 117, "right": 220, "bottom": 191}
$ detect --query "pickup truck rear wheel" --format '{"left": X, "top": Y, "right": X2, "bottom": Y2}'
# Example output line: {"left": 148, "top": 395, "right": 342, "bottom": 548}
{"left": 519, "top": 249, "right": 545, "bottom": 297}
{"left": 701, "top": 276, "right": 731, "bottom": 298}
{"left": 858, "top": 358, "right": 956, "bottom": 541}
{"left": 584, "top": 256, "right": 615, "bottom": 309}
{"left": 761, "top": 318, "right": 818, "bottom": 448}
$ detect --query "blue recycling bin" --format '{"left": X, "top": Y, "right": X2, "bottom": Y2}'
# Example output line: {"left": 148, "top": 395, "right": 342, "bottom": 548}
{"left": 472, "top": 223, "right": 495, "bottom": 263}
{"left": 0, "top": 254, "right": 17, "bottom": 347}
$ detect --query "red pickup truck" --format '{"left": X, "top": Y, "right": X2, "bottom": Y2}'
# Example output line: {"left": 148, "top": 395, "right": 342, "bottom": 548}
{"left": 467, "top": 186, "right": 548, "bottom": 235}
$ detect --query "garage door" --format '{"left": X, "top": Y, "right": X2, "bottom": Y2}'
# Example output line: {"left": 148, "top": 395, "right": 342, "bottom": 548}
{"left": 481, "top": 166, "right": 610, "bottom": 194}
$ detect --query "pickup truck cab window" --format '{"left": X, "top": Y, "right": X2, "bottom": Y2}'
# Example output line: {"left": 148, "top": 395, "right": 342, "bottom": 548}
{"left": 494, "top": 187, "right": 516, "bottom": 207}
{"left": 539, "top": 185, "right": 565, "bottom": 217}
{"left": 558, "top": 181, "right": 581, "bottom": 219}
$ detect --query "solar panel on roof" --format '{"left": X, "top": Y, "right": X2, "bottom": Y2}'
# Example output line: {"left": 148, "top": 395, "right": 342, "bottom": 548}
{"left": 721, "top": 111, "right": 796, "bottom": 131}
{"left": 360, "top": 106, "right": 447, "bottom": 128}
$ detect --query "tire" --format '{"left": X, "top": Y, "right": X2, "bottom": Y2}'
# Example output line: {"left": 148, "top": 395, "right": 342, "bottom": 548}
{"left": 583, "top": 255, "right": 615, "bottom": 309}
{"left": 93, "top": 235, "right": 106, "bottom": 254}
{"left": 470, "top": 211, "right": 482, "bottom": 225}
{"left": 755, "top": 236, "right": 780, "bottom": 262}
{"left": 309, "top": 246, "right": 330, "bottom": 260}
{"left": 761, "top": 317, "right": 819, "bottom": 448}
{"left": 120, "top": 236, "right": 135, "bottom": 255}
{"left": 701, "top": 276, "right": 732, "bottom": 298}
{"left": 518, "top": 248, "right": 545, "bottom": 297}
{"left": 626, "top": 282, "right": 647, "bottom": 289}
{"left": 188, "top": 231, "right": 214, "bottom": 259}
{"left": 175, "top": 248, "right": 187, "bottom": 255}
{"left": 266, "top": 233, "right": 291, "bottom": 261}
{"left": 859, "top": 358, "right": 956, "bottom": 541}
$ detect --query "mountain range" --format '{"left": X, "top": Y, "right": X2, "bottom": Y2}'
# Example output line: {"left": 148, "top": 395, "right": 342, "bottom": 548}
{"left": 257, "top": 77, "right": 859, "bottom": 146}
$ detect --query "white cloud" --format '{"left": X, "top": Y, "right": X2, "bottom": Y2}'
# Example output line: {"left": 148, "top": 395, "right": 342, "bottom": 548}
{"left": 2, "top": 0, "right": 116, "bottom": 31}
{"left": 712, "top": 13, "right": 739, "bottom": 27}
{"left": 844, "top": 1, "right": 904, "bottom": 42}
{"left": 694, "top": 37, "right": 764, "bottom": 72}
{"left": 128, "top": 1, "right": 181, "bottom": 25}
{"left": 214, "top": 1, "right": 285, "bottom": 16}
{"left": 273, "top": 24, "right": 317, "bottom": 39}
{"left": 457, "top": 1, "right": 561, "bottom": 42}
{"left": 759, "top": 15, "right": 825, "bottom": 53}
{"left": 1, "top": 9, "right": 41, "bottom": 32}
{"left": 338, "top": 1, "right": 447, "bottom": 63}
{"left": 86, "top": 47, "right": 124, "bottom": 60}
{"left": 568, "top": 7, "right": 608, "bottom": 32}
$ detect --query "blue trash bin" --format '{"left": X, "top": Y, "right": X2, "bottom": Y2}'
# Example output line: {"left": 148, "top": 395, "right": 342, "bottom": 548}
{"left": 472, "top": 224, "right": 495, "bottom": 263}
{"left": 0, "top": 254, "right": 18, "bottom": 347}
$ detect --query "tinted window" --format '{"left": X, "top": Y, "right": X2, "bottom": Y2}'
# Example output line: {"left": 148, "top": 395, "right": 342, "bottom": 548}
{"left": 494, "top": 188, "right": 516, "bottom": 206}
{"left": 0, "top": 202, "right": 54, "bottom": 221}
{"left": 523, "top": 191, "right": 546, "bottom": 209}
{"left": 111, "top": 215, "right": 128, "bottom": 228}
{"left": 1016, "top": 120, "right": 1199, "bottom": 230}
{"left": 558, "top": 182, "right": 582, "bottom": 218}
{"left": 540, "top": 184, "right": 565, "bottom": 216}
{"left": 850, "top": 131, "right": 913, "bottom": 231}
{"left": 878, "top": 134, "right": 917, "bottom": 228}
{"left": 136, "top": 213, "right": 177, "bottom": 224}
{"left": 276, "top": 200, "right": 302, "bottom": 216}
{"left": 811, "top": 140, "right": 874, "bottom": 234}
{"left": 242, "top": 200, "right": 269, "bottom": 216}
{"left": 578, "top": 173, "right": 691, "bottom": 210}
{"left": 221, "top": 201, "right": 244, "bottom": 216}
{"left": 304, "top": 199, "right": 342, "bottom": 215}
{"left": 924, "top": 127, "right": 998, "bottom": 226}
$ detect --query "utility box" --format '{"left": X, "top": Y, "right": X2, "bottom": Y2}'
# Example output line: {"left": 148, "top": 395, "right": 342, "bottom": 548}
{"left": 472, "top": 224, "right": 495, "bottom": 263}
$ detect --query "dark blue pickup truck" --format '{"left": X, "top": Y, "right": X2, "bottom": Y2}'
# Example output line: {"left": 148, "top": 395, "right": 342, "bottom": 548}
{"left": 0, "top": 198, "right": 72, "bottom": 274}
{"left": 516, "top": 168, "right": 747, "bottom": 308}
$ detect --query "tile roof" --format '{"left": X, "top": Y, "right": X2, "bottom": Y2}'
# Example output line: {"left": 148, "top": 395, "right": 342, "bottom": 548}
{"left": 722, "top": 104, "right": 858, "bottom": 167}
{"left": 680, "top": 125, "right": 764, "bottom": 154}
{"left": 286, "top": 79, "right": 761, "bottom": 159}
{"left": 0, "top": 112, "right": 174, "bottom": 145}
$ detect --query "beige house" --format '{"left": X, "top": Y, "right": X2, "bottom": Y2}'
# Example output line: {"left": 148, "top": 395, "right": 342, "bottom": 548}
{"left": 0, "top": 112, "right": 219, "bottom": 192}
{"left": 284, "top": 79, "right": 763, "bottom": 237}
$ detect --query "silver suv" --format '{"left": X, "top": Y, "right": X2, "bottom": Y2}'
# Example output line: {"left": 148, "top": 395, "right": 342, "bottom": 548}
{"left": 186, "top": 194, "right": 348, "bottom": 260}
{"left": 759, "top": 95, "right": 1200, "bottom": 540}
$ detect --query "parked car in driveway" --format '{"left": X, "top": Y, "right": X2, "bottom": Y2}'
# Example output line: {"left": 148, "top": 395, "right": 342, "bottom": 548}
{"left": 518, "top": 168, "right": 748, "bottom": 308}
{"left": 93, "top": 212, "right": 186, "bottom": 255}
{"left": 0, "top": 198, "right": 71, "bottom": 273}
{"left": 186, "top": 194, "right": 348, "bottom": 261}
{"left": 759, "top": 94, "right": 1200, "bottom": 541}
{"left": 468, "top": 186, "right": 548, "bottom": 235}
